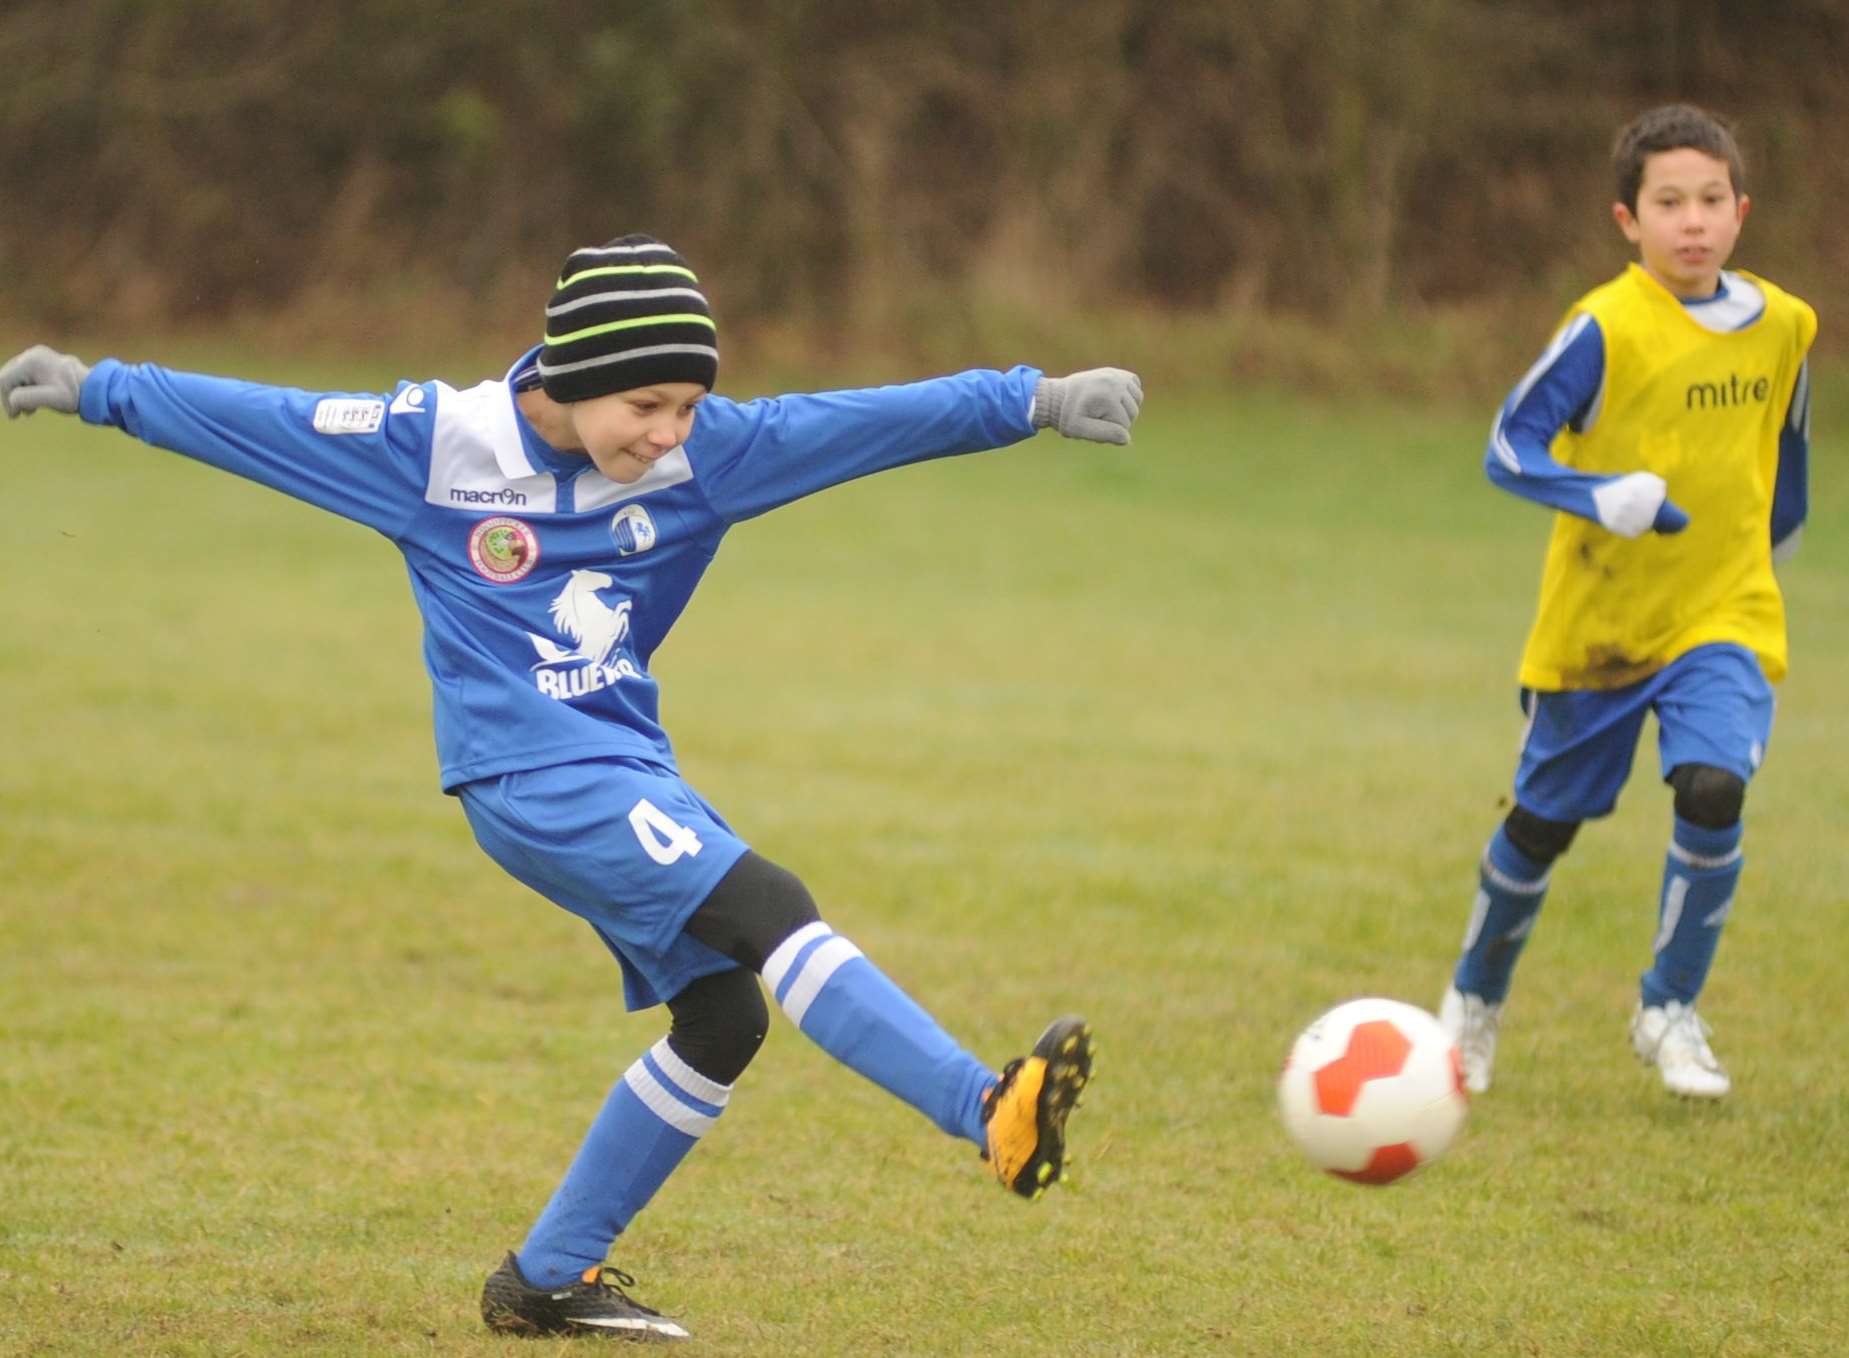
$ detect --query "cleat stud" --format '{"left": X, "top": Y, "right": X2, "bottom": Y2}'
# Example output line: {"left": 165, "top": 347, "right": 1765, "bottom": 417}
{"left": 1037, "top": 1163, "right": 1053, "bottom": 1183}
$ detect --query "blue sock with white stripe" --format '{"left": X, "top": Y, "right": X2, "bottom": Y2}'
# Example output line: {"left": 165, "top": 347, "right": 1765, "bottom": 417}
{"left": 762, "top": 922, "right": 993, "bottom": 1148}
{"left": 516, "top": 1038, "right": 729, "bottom": 1289}
{"left": 1452, "top": 825, "right": 1552, "bottom": 1004}
{"left": 1641, "top": 816, "right": 1743, "bottom": 1007}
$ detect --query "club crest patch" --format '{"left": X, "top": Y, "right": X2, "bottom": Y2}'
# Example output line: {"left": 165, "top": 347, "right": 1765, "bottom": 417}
{"left": 610, "top": 504, "right": 658, "bottom": 557}
{"left": 468, "top": 516, "right": 540, "bottom": 583}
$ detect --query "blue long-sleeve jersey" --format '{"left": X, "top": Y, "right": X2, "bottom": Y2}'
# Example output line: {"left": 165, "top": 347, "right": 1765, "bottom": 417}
{"left": 1485, "top": 272, "right": 1811, "bottom": 556}
{"left": 80, "top": 348, "right": 1041, "bottom": 789}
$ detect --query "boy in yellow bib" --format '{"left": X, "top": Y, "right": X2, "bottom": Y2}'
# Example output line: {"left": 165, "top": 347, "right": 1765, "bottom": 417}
{"left": 1439, "top": 105, "right": 1816, "bottom": 1099}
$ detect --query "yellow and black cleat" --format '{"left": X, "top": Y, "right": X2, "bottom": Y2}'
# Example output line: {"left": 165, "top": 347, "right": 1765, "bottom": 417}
{"left": 980, "top": 1016, "right": 1094, "bottom": 1199}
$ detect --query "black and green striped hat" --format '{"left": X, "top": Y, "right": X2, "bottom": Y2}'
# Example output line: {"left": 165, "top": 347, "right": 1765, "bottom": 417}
{"left": 537, "top": 234, "right": 718, "bottom": 403}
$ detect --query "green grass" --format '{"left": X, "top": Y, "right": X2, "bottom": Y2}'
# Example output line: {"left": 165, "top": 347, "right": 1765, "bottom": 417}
{"left": 3, "top": 360, "right": 1847, "bottom": 1356}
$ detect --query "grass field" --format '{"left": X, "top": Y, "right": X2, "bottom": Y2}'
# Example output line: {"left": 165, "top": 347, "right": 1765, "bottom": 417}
{"left": 3, "top": 356, "right": 1846, "bottom": 1356}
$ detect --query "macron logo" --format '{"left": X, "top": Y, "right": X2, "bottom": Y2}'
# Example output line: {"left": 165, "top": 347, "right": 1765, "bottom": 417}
{"left": 450, "top": 486, "right": 529, "bottom": 507}
{"left": 390, "top": 386, "right": 428, "bottom": 416}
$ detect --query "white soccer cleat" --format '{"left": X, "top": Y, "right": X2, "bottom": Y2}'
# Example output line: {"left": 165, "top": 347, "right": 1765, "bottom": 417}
{"left": 1630, "top": 1000, "right": 1731, "bottom": 1099}
{"left": 1438, "top": 986, "right": 1501, "bottom": 1094}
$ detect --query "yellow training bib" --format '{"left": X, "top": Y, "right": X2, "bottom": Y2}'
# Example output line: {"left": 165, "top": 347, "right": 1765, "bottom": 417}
{"left": 1518, "top": 264, "right": 1817, "bottom": 690}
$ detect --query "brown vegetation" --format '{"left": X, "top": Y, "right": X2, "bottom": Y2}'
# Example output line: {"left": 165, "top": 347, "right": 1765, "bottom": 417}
{"left": 2, "top": 1, "right": 1842, "bottom": 391}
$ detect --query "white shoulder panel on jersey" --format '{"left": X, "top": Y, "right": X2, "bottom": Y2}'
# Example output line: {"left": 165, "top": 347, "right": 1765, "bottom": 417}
{"left": 1492, "top": 312, "right": 1600, "bottom": 472}
{"left": 424, "top": 380, "right": 558, "bottom": 513}
{"left": 1687, "top": 272, "right": 1765, "bottom": 332}
{"left": 574, "top": 447, "right": 695, "bottom": 512}
{"left": 1791, "top": 359, "right": 1810, "bottom": 440}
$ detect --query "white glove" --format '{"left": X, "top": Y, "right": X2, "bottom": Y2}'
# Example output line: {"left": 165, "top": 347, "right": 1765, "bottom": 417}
{"left": 1591, "top": 471, "right": 1689, "bottom": 538}
{"left": 1032, "top": 368, "right": 1143, "bottom": 445}
{"left": 1, "top": 345, "right": 92, "bottom": 418}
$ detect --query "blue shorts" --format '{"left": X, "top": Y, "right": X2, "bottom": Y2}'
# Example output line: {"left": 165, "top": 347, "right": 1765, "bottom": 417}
{"left": 1513, "top": 643, "right": 1775, "bottom": 823}
{"left": 458, "top": 757, "right": 751, "bottom": 1010}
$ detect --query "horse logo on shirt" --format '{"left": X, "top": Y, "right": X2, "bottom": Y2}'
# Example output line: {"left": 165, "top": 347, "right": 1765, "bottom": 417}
{"left": 528, "top": 569, "right": 643, "bottom": 699}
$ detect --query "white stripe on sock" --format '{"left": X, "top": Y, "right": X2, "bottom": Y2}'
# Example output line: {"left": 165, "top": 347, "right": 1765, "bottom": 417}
{"left": 778, "top": 936, "right": 865, "bottom": 1028}
{"left": 649, "top": 1037, "right": 731, "bottom": 1109}
{"left": 1669, "top": 839, "right": 1743, "bottom": 871}
{"left": 1651, "top": 876, "right": 1689, "bottom": 957}
{"left": 762, "top": 921, "right": 833, "bottom": 995}
{"left": 1482, "top": 853, "right": 1551, "bottom": 895}
{"left": 1460, "top": 889, "right": 1490, "bottom": 951}
{"left": 622, "top": 1060, "right": 718, "bottom": 1138}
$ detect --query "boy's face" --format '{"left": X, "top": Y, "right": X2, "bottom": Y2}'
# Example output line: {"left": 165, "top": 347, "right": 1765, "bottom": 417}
{"left": 1613, "top": 147, "right": 1749, "bottom": 299}
{"left": 569, "top": 381, "right": 707, "bottom": 484}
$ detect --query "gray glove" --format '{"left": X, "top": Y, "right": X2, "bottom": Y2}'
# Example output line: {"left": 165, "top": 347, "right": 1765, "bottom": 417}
{"left": 1, "top": 345, "right": 92, "bottom": 418}
{"left": 1032, "top": 367, "right": 1143, "bottom": 445}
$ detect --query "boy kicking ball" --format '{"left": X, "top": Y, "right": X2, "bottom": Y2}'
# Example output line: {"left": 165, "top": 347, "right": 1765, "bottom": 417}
{"left": 2, "top": 234, "right": 1131, "bottom": 1339}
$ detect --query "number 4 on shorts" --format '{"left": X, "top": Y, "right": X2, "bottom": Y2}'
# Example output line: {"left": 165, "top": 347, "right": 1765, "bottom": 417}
{"left": 628, "top": 798, "right": 704, "bottom": 865}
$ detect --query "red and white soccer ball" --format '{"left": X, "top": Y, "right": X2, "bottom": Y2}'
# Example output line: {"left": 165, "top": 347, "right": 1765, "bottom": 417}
{"left": 1277, "top": 997, "right": 1468, "bottom": 1185}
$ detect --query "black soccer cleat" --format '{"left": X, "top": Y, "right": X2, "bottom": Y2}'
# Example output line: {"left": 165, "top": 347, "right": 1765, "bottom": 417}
{"left": 980, "top": 1015, "right": 1095, "bottom": 1199}
{"left": 481, "top": 1250, "right": 690, "bottom": 1341}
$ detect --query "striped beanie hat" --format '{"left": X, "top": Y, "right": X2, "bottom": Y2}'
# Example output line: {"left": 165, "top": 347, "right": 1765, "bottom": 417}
{"left": 537, "top": 234, "right": 718, "bottom": 403}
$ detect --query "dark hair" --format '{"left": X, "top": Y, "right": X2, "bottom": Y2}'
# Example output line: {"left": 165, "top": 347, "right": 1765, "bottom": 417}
{"left": 1612, "top": 104, "right": 1745, "bottom": 212}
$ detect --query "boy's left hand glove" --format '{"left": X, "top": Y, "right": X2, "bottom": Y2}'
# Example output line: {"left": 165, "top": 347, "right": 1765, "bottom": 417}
{"left": 1591, "top": 470, "right": 1688, "bottom": 539}
{"left": 1033, "top": 368, "right": 1143, "bottom": 445}
{"left": 1, "top": 345, "right": 92, "bottom": 418}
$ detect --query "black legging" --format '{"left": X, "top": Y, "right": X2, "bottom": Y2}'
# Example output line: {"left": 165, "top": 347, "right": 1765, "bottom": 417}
{"left": 662, "top": 851, "right": 824, "bottom": 1085}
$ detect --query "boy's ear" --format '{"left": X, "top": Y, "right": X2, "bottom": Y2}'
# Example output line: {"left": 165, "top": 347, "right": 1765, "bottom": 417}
{"left": 1611, "top": 201, "right": 1642, "bottom": 243}
{"left": 1736, "top": 194, "right": 1751, "bottom": 226}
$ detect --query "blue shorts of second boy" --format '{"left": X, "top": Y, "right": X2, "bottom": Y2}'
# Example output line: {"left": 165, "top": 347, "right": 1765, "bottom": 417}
{"left": 1513, "top": 643, "right": 1774, "bottom": 824}
{"left": 459, "top": 756, "right": 751, "bottom": 1010}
